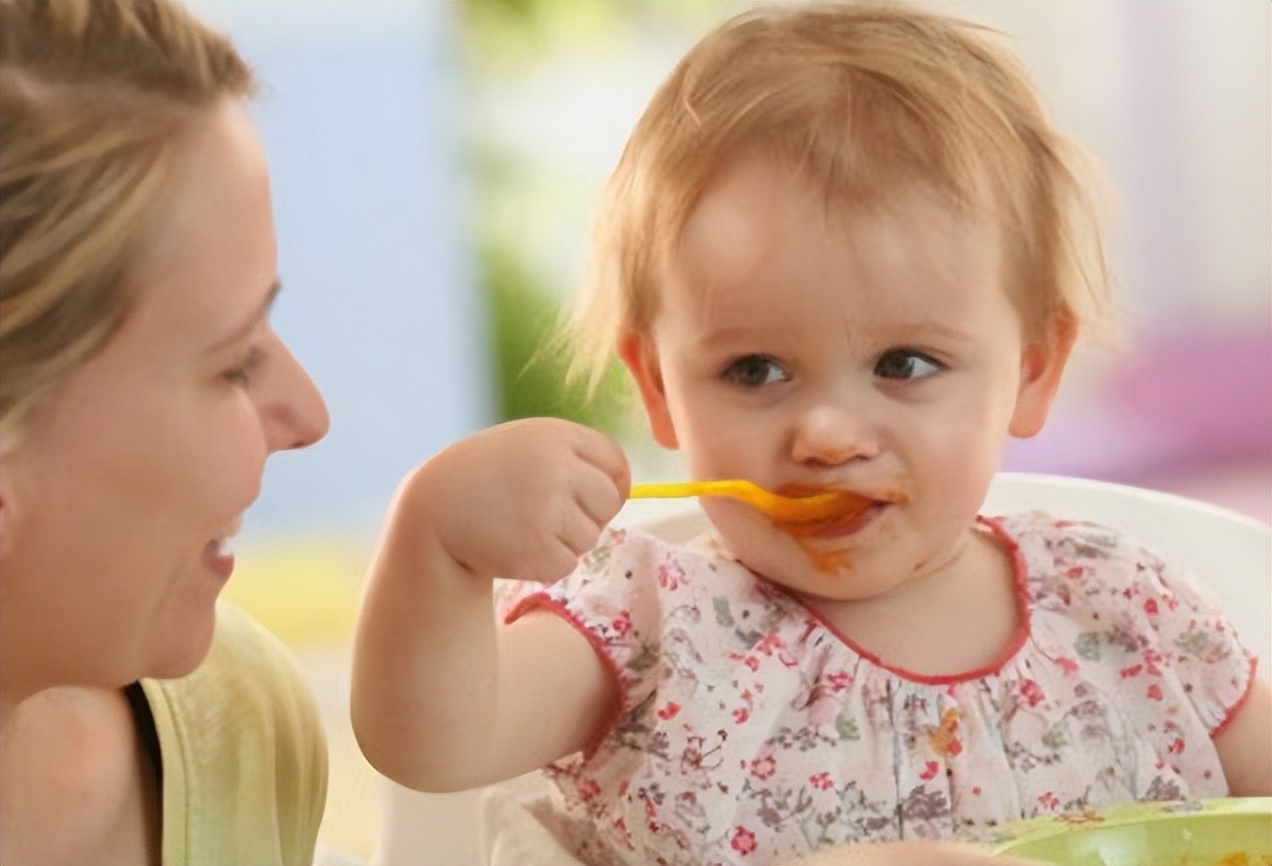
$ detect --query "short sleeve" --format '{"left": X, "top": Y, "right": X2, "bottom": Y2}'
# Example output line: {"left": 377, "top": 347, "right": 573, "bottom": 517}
{"left": 504, "top": 527, "right": 674, "bottom": 729}
{"left": 1129, "top": 541, "right": 1259, "bottom": 735}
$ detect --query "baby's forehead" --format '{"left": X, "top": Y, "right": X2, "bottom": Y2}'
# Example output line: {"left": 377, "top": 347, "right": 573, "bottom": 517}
{"left": 651, "top": 158, "right": 1043, "bottom": 328}
{"left": 675, "top": 151, "right": 997, "bottom": 254}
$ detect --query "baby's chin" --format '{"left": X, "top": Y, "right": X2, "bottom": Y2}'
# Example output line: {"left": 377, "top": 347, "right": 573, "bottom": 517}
{"left": 712, "top": 521, "right": 852, "bottom": 590}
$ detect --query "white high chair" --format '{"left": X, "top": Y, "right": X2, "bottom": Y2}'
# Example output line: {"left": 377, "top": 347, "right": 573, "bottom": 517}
{"left": 370, "top": 472, "right": 1271, "bottom": 865}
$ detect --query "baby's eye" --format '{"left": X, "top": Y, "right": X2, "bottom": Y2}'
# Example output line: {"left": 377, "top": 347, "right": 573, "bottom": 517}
{"left": 721, "top": 354, "right": 790, "bottom": 388}
{"left": 874, "top": 349, "right": 943, "bottom": 381}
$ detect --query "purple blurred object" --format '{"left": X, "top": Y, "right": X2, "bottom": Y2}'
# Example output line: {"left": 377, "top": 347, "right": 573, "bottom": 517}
{"left": 1002, "top": 326, "right": 1271, "bottom": 483}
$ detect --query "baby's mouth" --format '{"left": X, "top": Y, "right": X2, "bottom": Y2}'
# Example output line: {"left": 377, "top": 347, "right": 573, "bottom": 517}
{"left": 771, "top": 487, "right": 877, "bottom": 537}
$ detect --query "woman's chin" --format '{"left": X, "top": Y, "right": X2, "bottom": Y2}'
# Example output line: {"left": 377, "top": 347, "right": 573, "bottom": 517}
{"left": 145, "top": 618, "right": 218, "bottom": 681}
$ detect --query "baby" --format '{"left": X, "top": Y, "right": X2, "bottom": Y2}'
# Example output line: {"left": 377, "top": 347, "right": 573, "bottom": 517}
{"left": 352, "top": 3, "right": 1270, "bottom": 864}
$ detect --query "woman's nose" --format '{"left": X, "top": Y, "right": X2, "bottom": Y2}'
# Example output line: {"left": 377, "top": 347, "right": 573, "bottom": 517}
{"left": 265, "top": 339, "right": 330, "bottom": 452}
{"left": 790, "top": 401, "right": 880, "bottom": 467}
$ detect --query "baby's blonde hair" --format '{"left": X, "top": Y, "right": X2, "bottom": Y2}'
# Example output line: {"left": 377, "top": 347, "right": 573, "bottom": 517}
{"left": 569, "top": 1, "right": 1109, "bottom": 388}
{"left": 0, "top": 0, "right": 255, "bottom": 446}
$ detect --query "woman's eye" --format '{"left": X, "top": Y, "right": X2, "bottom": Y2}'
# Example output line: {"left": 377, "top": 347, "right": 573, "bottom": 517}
{"left": 874, "top": 349, "right": 943, "bottom": 381}
{"left": 721, "top": 354, "right": 790, "bottom": 388}
{"left": 222, "top": 347, "right": 264, "bottom": 386}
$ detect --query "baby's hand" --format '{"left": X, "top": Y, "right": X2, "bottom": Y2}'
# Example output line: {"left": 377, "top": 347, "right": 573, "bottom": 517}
{"left": 408, "top": 417, "right": 630, "bottom": 583}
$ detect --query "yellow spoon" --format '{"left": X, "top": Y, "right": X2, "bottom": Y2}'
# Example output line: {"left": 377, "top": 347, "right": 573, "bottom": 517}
{"left": 629, "top": 480, "right": 868, "bottom": 525}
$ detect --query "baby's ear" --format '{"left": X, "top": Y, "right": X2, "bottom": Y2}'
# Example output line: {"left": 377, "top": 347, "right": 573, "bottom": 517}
{"left": 617, "top": 332, "right": 679, "bottom": 449}
{"left": 1009, "top": 312, "right": 1078, "bottom": 439}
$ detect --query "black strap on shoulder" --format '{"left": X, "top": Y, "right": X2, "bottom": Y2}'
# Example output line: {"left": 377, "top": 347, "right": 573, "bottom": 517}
{"left": 124, "top": 681, "right": 164, "bottom": 793}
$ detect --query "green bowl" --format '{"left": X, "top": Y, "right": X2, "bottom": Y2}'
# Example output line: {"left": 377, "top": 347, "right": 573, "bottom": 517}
{"left": 990, "top": 798, "right": 1271, "bottom": 865}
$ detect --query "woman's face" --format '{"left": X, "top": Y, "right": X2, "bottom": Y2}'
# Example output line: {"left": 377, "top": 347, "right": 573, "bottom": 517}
{"left": 0, "top": 102, "right": 329, "bottom": 694}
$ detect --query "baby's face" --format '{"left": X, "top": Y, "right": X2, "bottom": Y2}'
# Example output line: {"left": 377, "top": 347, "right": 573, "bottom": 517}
{"left": 624, "top": 153, "right": 1062, "bottom": 604}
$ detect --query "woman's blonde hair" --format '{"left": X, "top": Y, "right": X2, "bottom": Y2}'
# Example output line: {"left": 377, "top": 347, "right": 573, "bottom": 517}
{"left": 0, "top": 0, "right": 255, "bottom": 444}
{"left": 569, "top": 1, "right": 1110, "bottom": 387}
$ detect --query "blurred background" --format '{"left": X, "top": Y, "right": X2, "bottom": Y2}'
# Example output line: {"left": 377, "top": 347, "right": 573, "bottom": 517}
{"left": 188, "top": 1, "right": 1269, "bottom": 860}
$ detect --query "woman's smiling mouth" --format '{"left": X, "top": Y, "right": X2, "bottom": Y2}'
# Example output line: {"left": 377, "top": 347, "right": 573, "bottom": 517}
{"left": 203, "top": 521, "right": 241, "bottom": 581}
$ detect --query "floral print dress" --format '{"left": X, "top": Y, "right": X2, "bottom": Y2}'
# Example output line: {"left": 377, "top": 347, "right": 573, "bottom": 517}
{"left": 503, "top": 511, "right": 1258, "bottom": 866}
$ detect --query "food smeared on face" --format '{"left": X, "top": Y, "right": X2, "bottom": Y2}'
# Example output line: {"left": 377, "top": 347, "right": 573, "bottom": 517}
{"left": 769, "top": 488, "right": 908, "bottom": 575}
{"left": 802, "top": 547, "right": 855, "bottom": 575}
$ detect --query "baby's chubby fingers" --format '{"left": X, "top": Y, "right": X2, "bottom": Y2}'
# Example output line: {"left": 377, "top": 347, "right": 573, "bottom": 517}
{"left": 512, "top": 420, "right": 630, "bottom": 581}
{"left": 570, "top": 427, "right": 632, "bottom": 525}
{"left": 410, "top": 417, "right": 630, "bottom": 583}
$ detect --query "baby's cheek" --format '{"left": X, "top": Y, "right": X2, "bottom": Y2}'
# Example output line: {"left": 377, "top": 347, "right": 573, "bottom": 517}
{"left": 708, "top": 507, "right": 782, "bottom": 567}
{"left": 213, "top": 434, "right": 270, "bottom": 518}
{"left": 734, "top": 531, "right": 817, "bottom": 588}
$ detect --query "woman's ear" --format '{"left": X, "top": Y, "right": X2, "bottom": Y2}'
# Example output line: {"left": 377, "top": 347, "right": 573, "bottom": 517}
{"left": 617, "top": 332, "right": 679, "bottom": 449}
{"left": 1009, "top": 312, "right": 1079, "bottom": 439}
{"left": 0, "top": 466, "right": 12, "bottom": 561}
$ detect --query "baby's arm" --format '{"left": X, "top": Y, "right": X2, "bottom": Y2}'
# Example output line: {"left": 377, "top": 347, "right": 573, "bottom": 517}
{"left": 1213, "top": 674, "right": 1271, "bottom": 795}
{"left": 350, "top": 418, "right": 630, "bottom": 792}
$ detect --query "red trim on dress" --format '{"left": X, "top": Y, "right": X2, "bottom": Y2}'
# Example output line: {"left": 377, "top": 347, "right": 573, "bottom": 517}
{"left": 1209, "top": 649, "right": 1261, "bottom": 739}
{"left": 505, "top": 592, "right": 630, "bottom": 760}
{"left": 787, "top": 516, "right": 1034, "bottom": 685}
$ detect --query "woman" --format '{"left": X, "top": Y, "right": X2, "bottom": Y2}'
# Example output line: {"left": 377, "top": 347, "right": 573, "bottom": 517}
{"left": 1, "top": 0, "right": 331, "bottom": 862}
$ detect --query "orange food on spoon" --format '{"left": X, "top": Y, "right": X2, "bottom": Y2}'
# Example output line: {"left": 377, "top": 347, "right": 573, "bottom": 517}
{"left": 629, "top": 480, "right": 870, "bottom": 526}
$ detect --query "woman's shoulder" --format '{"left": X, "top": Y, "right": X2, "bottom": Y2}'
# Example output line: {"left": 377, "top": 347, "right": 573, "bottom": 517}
{"left": 203, "top": 603, "right": 315, "bottom": 695}
{"left": 140, "top": 602, "right": 327, "bottom": 866}
{"left": 143, "top": 601, "right": 320, "bottom": 725}
{"left": 152, "top": 603, "right": 323, "bottom": 730}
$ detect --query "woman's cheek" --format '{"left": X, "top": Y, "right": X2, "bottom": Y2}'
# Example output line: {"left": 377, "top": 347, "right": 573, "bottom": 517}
{"left": 212, "top": 414, "right": 271, "bottom": 516}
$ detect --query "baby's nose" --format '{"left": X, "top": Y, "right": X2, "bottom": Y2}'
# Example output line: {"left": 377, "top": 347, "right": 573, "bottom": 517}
{"left": 790, "top": 403, "right": 880, "bottom": 467}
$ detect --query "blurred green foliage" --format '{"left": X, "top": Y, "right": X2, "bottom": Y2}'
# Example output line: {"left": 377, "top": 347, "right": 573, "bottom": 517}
{"left": 459, "top": 0, "right": 725, "bottom": 435}
{"left": 480, "top": 238, "right": 630, "bottom": 430}
{"left": 460, "top": 0, "right": 722, "bottom": 73}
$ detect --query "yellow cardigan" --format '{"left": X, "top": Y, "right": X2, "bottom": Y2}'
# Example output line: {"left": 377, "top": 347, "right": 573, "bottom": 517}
{"left": 140, "top": 604, "right": 328, "bottom": 865}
